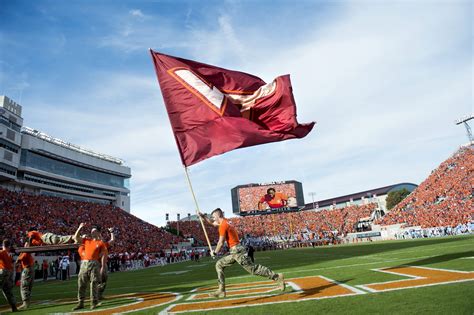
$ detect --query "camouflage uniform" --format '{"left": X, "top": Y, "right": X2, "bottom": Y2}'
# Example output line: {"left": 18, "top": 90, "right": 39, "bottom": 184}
{"left": 20, "top": 266, "right": 34, "bottom": 304}
{"left": 77, "top": 260, "right": 100, "bottom": 305}
{"left": 41, "top": 233, "right": 73, "bottom": 245}
{"left": 97, "top": 267, "right": 108, "bottom": 300}
{"left": 216, "top": 244, "right": 278, "bottom": 291}
{"left": 0, "top": 269, "right": 16, "bottom": 308}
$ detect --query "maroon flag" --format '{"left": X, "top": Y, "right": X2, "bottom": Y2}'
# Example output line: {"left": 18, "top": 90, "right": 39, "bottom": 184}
{"left": 150, "top": 50, "right": 315, "bottom": 167}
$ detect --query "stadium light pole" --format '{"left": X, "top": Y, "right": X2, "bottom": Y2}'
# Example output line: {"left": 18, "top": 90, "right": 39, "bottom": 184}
{"left": 455, "top": 114, "right": 474, "bottom": 144}
{"left": 309, "top": 192, "right": 316, "bottom": 210}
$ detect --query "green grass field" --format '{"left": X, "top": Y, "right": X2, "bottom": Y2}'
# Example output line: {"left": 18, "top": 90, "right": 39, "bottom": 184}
{"left": 1, "top": 235, "right": 473, "bottom": 314}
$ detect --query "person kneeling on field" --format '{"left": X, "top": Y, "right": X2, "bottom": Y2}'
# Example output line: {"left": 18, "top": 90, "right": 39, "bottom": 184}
{"left": 199, "top": 208, "right": 285, "bottom": 298}
{"left": 72, "top": 223, "right": 107, "bottom": 311}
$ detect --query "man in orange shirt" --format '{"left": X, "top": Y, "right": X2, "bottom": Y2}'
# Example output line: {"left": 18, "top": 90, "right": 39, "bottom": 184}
{"left": 27, "top": 227, "right": 75, "bottom": 246}
{"left": 16, "top": 242, "right": 35, "bottom": 310}
{"left": 258, "top": 188, "right": 288, "bottom": 210}
{"left": 72, "top": 223, "right": 107, "bottom": 311}
{"left": 199, "top": 208, "right": 285, "bottom": 298}
{"left": 0, "top": 239, "right": 17, "bottom": 312}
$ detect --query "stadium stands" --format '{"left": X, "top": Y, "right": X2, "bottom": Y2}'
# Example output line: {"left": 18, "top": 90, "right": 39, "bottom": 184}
{"left": 0, "top": 188, "right": 182, "bottom": 254}
{"left": 377, "top": 146, "right": 474, "bottom": 227}
{"left": 169, "top": 203, "right": 377, "bottom": 245}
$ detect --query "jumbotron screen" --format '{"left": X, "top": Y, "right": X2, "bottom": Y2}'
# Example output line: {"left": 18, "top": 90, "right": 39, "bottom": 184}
{"left": 231, "top": 180, "right": 305, "bottom": 215}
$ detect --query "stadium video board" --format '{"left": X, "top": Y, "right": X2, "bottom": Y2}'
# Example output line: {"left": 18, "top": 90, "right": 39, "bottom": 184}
{"left": 231, "top": 180, "right": 305, "bottom": 215}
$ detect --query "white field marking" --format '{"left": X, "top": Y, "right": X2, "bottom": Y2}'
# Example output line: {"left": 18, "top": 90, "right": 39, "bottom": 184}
{"left": 318, "top": 275, "right": 366, "bottom": 295}
{"left": 114, "top": 292, "right": 182, "bottom": 314}
{"left": 188, "top": 287, "right": 280, "bottom": 301}
{"left": 163, "top": 275, "right": 364, "bottom": 314}
{"left": 186, "top": 282, "right": 279, "bottom": 301}
{"left": 460, "top": 257, "right": 474, "bottom": 259}
{"left": 195, "top": 282, "right": 277, "bottom": 293}
{"left": 50, "top": 297, "right": 143, "bottom": 314}
{"left": 357, "top": 278, "right": 474, "bottom": 293}
{"left": 411, "top": 265, "right": 472, "bottom": 274}
{"left": 160, "top": 271, "right": 190, "bottom": 275}
{"left": 368, "top": 243, "right": 472, "bottom": 258}
{"left": 356, "top": 268, "right": 423, "bottom": 292}
{"left": 356, "top": 266, "right": 474, "bottom": 293}
{"left": 186, "top": 265, "right": 207, "bottom": 268}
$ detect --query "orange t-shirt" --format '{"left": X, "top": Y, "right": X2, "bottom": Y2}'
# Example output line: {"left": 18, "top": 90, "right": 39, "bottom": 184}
{"left": 78, "top": 245, "right": 86, "bottom": 260}
{"left": 219, "top": 219, "right": 240, "bottom": 248}
{"left": 0, "top": 250, "right": 13, "bottom": 271}
{"left": 27, "top": 231, "right": 44, "bottom": 246}
{"left": 17, "top": 253, "right": 35, "bottom": 269}
{"left": 80, "top": 239, "right": 106, "bottom": 261}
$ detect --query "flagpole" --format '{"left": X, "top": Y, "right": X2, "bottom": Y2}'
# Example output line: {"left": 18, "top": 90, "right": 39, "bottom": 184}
{"left": 184, "top": 167, "right": 215, "bottom": 258}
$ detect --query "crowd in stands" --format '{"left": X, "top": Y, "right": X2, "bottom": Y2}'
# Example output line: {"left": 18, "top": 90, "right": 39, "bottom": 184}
{"left": 0, "top": 188, "right": 182, "bottom": 254}
{"left": 238, "top": 184, "right": 296, "bottom": 212}
{"left": 377, "top": 146, "right": 474, "bottom": 228}
{"left": 169, "top": 220, "right": 220, "bottom": 247}
{"left": 170, "top": 203, "right": 377, "bottom": 246}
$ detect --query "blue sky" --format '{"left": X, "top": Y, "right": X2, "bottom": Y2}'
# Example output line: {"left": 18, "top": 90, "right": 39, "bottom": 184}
{"left": 1, "top": 0, "right": 472, "bottom": 227}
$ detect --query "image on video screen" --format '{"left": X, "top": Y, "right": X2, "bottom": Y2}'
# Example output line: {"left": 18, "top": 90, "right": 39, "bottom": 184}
{"left": 237, "top": 183, "right": 299, "bottom": 213}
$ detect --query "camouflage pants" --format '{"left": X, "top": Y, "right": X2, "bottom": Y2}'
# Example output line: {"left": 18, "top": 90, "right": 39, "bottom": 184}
{"left": 41, "top": 233, "right": 73, "bottom": 245}
{"left": 20, "top": 267, "right": 34, "bottom": 303}
{"left": 0, "top": 269, "right": 16, "bottom": 307}
{"left": 98, "top": 268, "right": 108, "bottom": 298}
{"left": 215, "top": 244, "right": 277, "bottom": 290}
{"left": 77, "top": 260, "right": 100, "bottom": 305}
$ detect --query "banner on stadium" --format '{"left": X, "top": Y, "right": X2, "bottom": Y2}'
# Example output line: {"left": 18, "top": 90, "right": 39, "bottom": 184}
{"left": 150, "top": 50, "right": 315, "bottom": 167}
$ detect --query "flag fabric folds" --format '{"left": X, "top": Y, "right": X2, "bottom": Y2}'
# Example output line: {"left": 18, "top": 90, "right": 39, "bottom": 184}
{"left": 150, "top": 50, "right": 315, "bottom": 167}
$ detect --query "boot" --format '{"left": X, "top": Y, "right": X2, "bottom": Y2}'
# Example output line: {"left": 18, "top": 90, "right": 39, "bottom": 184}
{"left": 72, "top": 302, "right": 84, "bottom": 311}
{"left": 209, "top": 285, "right": 226, "bottom": 298}
{"left": 276, "top": 273, "right": 286, "bottom": 291}
{"left": 18, "top": 302, "right": 29, "bottom": 310}
{"left": 90, "top": 302, "right": 101, "bottom": 310}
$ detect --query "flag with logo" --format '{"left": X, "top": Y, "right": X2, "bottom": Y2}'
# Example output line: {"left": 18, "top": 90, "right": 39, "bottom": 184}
{"left": 150, "top": 50, "right": 315, "bottom": 167}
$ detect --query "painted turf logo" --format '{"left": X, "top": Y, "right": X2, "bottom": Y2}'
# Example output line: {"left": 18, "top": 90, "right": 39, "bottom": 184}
{"left": 162, "top": 266, "right": 474, "bottom": 314}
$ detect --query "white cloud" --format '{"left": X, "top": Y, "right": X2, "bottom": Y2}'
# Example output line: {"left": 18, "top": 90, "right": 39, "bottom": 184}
{"left": 129, "top": 9, "right": 145, "bottom": 19}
